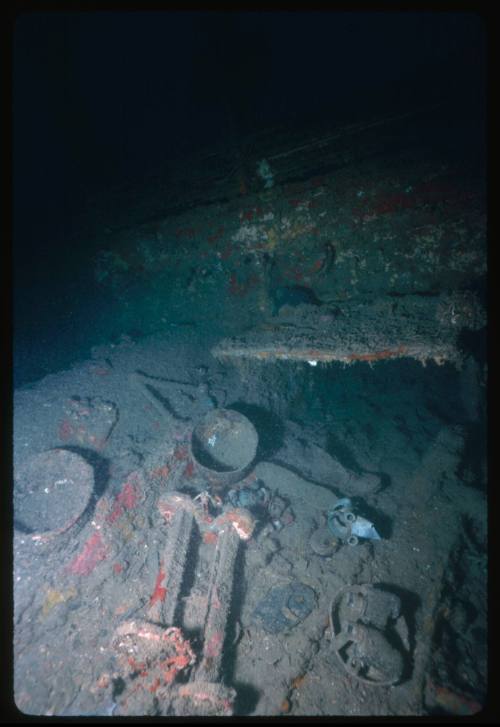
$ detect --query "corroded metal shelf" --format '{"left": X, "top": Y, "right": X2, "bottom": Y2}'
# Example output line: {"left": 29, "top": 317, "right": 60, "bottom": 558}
{"left": 212, "top": 292, "right": 485, "bottom": 367}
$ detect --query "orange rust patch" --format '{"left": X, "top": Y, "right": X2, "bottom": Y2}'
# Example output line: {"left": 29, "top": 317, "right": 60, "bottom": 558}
{"left": 174, "top": 446, "right": 188, "bottom": 460}
{"left": 96, "top": 673, "right": 110, "bottom": 690}
{"left": 58, "top": 419, "right": 75, "bottom": 440}
{"left": 150, "top": 464, "right": 170, "bottom": 479}
{"left": 291, "top": 674, "right": 307, "bottom": 690}
{"left": 67, "top": 531, "right": 107, "bottom": 575}
{"left": 280, "top": 698, "right": 290, "bottom": 713}
{"left": 149, "top": 566, "right": 167, "bottom": 606}
{"left": 215, "top": 509, "right": 255, "bottom": 539}
{"left": 203, "top": 531, "right": 218, "bottom": 545}
{"left": 90, "top": 366, "right": 110, "bottom": 376}
{"left": 128, "top": 657, "right": 147, "bottom": 672}
{"left": 148, "top": 677, "right": 161, "bottom": 693}
{"left": 429, "top": 681, "right": 483, "bottom": 716}
{"left": 347, "top": 346, "right": 408, "bottom": 362}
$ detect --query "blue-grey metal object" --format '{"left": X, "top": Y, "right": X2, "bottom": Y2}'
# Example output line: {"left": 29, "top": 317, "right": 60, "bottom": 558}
{"left": 327, "top": 498, "right": 381, "bottom": 544}
{"left": 252, "top": 581, "right": 316, "bottom": 634}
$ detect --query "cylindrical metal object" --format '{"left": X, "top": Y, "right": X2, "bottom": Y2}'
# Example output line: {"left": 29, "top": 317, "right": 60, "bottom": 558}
{"left": 196, "top": 524, "right": 240, "bottom": 683}
{"left": 189, "top": 408, "right": 258, "bottom": 489}
{"left": 149, "top": 497, "right": 194, "bottom": 625}
{"left": 14, "top": 449, "right": 94, "bottom": 543}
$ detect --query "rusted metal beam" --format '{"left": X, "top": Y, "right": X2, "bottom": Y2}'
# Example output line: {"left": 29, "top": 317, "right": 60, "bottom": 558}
{"left": 212, "top": 341, "right": 457, "bottom": 366}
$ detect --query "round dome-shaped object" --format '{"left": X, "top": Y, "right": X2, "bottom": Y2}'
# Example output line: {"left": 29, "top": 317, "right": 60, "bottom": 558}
{"left": 309, "top": 526, "right": 339, "bottom": 557}
{"left": 190, "top": 408, "right": 258, "bottom": 488}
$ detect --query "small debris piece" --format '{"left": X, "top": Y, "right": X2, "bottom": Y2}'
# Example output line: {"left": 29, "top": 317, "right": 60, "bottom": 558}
{"left": 174, "top": 681, "right": 236, "bottom": 717}
{"left": 211, "top": 508, "right": 256, "bottom": 540}
{"left": 113, "top": 621, "right": 195, "bottom": 694}
{"left": 425, "top": 679, "right": 483, "bottom": 716}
